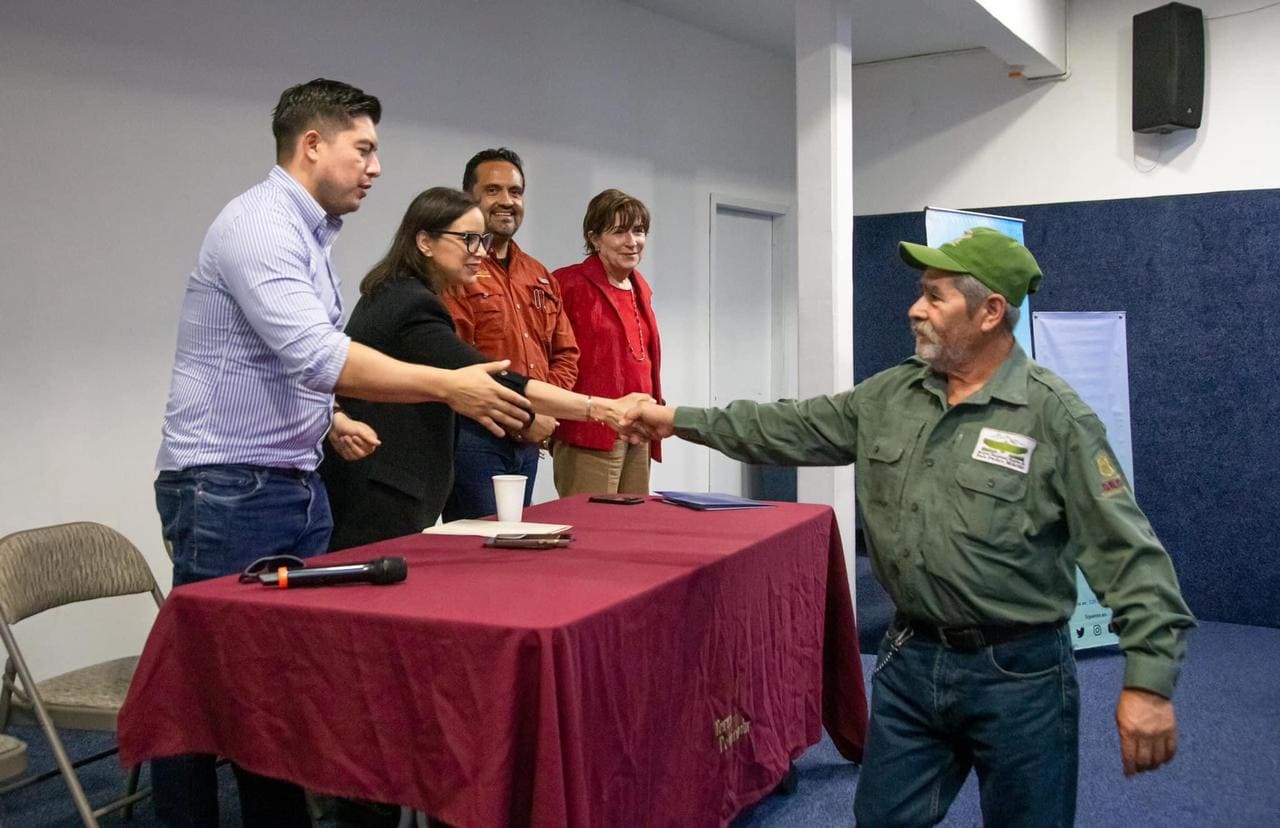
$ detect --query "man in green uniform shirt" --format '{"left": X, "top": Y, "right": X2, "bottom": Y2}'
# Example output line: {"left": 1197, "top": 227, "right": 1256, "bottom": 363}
{"left": 622, "top": 228, "right": 1195, "bottom": 826}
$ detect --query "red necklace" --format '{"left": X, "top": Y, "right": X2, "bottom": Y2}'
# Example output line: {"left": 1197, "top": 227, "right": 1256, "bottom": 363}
{"left": 613, "top": 281, "right": 647, "bottom": 362}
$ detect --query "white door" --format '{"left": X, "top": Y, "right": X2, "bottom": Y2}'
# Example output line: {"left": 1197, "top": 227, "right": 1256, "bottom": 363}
{"left": 709, "top": 203, "right": 781, "bottom": 496}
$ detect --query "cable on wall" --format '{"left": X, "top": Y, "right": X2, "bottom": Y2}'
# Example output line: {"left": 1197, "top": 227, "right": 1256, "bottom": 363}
{"left": 1204, "top": 1, "right": 1280, "bottom": 21}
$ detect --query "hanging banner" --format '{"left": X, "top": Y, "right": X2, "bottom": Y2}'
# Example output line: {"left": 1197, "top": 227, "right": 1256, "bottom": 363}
{"left": 1033, "top": 312, "right": 1132, "bottom": 651}
{"left": 924, "top": 207, "right": 1033, "bottom": 353}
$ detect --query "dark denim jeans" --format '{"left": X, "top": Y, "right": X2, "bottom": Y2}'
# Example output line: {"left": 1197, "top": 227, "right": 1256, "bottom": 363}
{"left": 152, "top": 464, "right": 332, "bottom": 827}
{"left": 442, "top": 418, "right": 539, "bottom": 521}
{"left": 853, "top": 623, "right": 1080, "bottom": 828}
{"left": 156, "top": 464, "right": 332, "bottom": 588}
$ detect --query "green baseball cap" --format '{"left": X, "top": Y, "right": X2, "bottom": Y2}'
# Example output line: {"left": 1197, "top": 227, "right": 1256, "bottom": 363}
{"left": 898, "top": 227, "right": 1043, "bottom": 305}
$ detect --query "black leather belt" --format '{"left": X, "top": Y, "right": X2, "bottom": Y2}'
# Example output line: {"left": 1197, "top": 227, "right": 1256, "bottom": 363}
{"left": 896, "top": 615, "right": 1058, "bottom": 651}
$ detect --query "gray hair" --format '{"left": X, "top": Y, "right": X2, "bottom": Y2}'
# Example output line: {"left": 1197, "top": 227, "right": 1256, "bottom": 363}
{"left": 953, "top": 274, "right": 1020, "bottom": 333}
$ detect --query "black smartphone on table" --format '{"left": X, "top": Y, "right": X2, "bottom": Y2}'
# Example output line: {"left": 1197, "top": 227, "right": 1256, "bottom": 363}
{"left": 485, "top": 534, "right": 572, "bottom": 549}
{"left": 588, "top": 495, "right": 646, "bottom": 505}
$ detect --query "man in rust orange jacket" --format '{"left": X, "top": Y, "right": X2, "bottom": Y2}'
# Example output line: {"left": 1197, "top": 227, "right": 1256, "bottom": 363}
{"left": 442, "top": 148, "right": 578, "bottom": 519}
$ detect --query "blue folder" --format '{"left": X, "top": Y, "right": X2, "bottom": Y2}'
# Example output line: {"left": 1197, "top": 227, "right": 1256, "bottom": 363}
{"left": 654, "top": 491, "right": 775, "bottom": 511}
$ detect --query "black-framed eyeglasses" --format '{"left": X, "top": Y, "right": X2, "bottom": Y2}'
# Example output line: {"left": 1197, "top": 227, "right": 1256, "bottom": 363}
{"left": 435, "top": 230, "right": 493, "bottom": 254}
{"left": 239, "top": 554, "right": 306, "bottom": 583}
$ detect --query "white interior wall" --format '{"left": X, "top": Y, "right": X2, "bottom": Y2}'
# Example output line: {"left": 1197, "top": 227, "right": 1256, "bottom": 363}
{"left": 0, "top": 0, "right": 794, "bottom": 680}
{"left": 11, "top": 0, "right": 1276, "bottom": 683}
{"left": 852, "top": 0, "right": 1280, "bottom": 214}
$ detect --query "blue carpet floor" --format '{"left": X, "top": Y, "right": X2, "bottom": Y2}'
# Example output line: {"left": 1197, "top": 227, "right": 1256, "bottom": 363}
{"left": 734, "top": 620, "right": 1280, "bottom": 827}
{"left": 2, "top": 621, "right": 1277, "bottom": 826}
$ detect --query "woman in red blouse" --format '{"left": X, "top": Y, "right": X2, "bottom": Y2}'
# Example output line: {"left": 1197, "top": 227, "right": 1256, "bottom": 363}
{"left": 552, "top": 190, "right": 663, "bottom": 494}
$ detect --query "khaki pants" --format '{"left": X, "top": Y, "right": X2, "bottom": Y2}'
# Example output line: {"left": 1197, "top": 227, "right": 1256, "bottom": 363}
{"left": 552, "top": 438, "right": 651, "bottom": 496}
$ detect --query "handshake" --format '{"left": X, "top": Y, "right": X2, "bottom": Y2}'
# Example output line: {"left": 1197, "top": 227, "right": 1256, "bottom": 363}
{"left": 592, "top": 393, "right": 677, "bottom": 444}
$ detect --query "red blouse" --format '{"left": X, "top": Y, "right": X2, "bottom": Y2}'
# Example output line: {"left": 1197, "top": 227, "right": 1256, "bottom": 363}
{"left": 603, "top": 282, "right": 655, "bottom": 397}
{"left": 552, "top": 254, "right": 663, "bottom": 460}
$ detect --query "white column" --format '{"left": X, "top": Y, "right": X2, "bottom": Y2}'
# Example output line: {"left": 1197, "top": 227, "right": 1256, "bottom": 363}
{"left": 795, "top": 1, "right": 856, "bottom": 566}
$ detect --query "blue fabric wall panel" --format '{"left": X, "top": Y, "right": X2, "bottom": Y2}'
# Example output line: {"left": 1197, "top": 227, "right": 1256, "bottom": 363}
{"left": 852, "top": 212, "right": 923, "bottom": 383}
{"left": 853, "top": 189, "right": 1280, "bottom": 629}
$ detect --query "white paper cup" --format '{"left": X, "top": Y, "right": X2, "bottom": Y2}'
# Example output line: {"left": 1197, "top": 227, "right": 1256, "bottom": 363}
{"left": 492, "top": 474, "right": 527, "bottom": 523}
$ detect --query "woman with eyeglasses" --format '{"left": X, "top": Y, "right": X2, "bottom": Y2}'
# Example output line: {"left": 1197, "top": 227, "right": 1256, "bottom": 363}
{"left": 551, "top": 189, "right": 664, "bottom": 496}
{"left": 320, "top": 188, "right": 650, "bottom": 551}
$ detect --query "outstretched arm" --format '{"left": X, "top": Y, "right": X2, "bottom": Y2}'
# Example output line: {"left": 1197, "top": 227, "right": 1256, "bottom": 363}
{"left": 521, "top": 381, "right": 652, "bottom": 430}
{"left": 621, "top": 395, "right": 859, "bottom": 467}
{"left": 335, "top": 343, "right": 531, "bottom": 436}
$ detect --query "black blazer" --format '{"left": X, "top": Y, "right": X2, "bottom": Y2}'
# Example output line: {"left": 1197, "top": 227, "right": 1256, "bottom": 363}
{"left": 320, "top": 274, "right": 527, "bottom": 551}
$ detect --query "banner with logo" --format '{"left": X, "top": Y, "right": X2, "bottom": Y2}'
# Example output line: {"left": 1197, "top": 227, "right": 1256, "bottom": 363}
{"left": 1033, "top": 312, "right": 1131, "bottom": 651}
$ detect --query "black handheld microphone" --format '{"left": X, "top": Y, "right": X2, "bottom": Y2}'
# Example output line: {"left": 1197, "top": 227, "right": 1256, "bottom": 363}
{"left": 257, "top": 556, "right": 408, "bottom": 588}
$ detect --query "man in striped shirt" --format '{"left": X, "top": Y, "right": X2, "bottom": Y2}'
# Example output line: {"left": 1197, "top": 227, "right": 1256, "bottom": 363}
{"left": 152, "top": 78, "right": 530, "bottom": 827}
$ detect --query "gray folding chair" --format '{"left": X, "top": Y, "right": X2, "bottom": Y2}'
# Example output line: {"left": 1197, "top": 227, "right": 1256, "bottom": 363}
{"left": 0, "top": 732, "right": 27, "bottom": 781}
{"left": 0, "top": 521, "right": 165, "bottom": 826}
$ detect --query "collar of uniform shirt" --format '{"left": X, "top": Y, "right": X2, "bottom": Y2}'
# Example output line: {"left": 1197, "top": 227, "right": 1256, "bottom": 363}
{"left": 914, "top": 343, "right": 1032, "bottom": 408}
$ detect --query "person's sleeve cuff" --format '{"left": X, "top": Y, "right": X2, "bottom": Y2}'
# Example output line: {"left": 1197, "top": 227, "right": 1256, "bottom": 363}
{"left": 494, "top": 370, "right": 529, "bottom": 396}
{"left": 673, "top": 406, "right": 707, "bottom": 440}
{"left": 1122, "top": 652, "right": 1180, "bottom": 699}
{"left": 311, "top": 334, "right": 351, "bottom": 394}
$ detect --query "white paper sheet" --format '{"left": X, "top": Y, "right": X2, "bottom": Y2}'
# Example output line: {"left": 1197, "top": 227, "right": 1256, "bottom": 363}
{"left": 421, "top": 519, "right": 572, "bottom": 538}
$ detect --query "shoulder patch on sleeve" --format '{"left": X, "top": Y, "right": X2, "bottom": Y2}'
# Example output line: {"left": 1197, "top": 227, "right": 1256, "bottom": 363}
{"left": 1096, "top": 451, "right": 1128, "bottom": 497}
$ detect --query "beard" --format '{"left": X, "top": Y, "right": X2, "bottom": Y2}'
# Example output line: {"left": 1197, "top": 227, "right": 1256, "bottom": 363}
{"left": 484, "top": 209, "right": 520, "bottom": 238}
{"left": 912, "top": 320, "right": 972, "bottom": 373}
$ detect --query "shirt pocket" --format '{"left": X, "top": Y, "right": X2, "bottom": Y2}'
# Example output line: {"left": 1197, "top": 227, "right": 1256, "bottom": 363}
{"left": 859, "top": 437, "right": 910, "bottom": 516}
{"left": 461, "top": 287, "right": 506, "bottom": 354}
{"left": 535, "top": 288, "right": 562, "bottom": 339}
{"left": 953, "top": 461, "right": 1029, "bottom": 545}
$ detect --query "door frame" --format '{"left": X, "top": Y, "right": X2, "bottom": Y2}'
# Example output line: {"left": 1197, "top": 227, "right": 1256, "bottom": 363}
{"left": 707, "top": 193, "right": 791, "bottom": 489}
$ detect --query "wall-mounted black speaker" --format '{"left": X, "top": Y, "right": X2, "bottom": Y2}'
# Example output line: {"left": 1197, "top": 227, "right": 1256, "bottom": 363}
{"left": 1132, "top": 3, "right": 1204, "bottom": 134}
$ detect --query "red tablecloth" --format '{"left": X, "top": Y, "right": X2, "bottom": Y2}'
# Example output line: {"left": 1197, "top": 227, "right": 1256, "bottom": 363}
{"left": 119, "top": 496, "right": 866, "bottom": 827}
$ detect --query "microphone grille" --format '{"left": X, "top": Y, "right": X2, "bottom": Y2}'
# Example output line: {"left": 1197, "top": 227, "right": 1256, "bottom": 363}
{"left": 368, "top": 556, "right": 408, "bottom": 584}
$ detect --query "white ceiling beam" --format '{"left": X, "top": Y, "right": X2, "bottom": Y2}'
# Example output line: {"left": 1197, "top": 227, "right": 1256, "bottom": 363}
{"left": 921, "top": 0, "right": 1067, "bottom": 78}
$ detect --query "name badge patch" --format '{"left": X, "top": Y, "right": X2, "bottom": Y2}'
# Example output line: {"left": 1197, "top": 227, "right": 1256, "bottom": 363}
{"left": 971, "top": 428, "right": 1037, "bottom": 474}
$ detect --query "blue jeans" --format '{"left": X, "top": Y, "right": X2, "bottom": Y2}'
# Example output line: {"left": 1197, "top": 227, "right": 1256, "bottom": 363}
{"left": 853, "top": 623, "right": 1079, "bottom": 828}
{"left": 152, "top": 464, "right": 331, "bottom": 827}
{"left": 443, "top": 419, "right": 539, "bottom": 521}
{"left": 156, "top": 464, "right": 332, "bottom": 588}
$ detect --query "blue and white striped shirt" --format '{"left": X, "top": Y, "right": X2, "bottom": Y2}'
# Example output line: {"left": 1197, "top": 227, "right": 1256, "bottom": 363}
{"left": 156, "top": 166, "right": 352, "bottom": 471}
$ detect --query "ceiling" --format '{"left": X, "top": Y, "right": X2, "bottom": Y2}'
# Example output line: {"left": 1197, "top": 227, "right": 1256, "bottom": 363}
{"left": 623, "top": 0, "right": 985, "bottom": 64}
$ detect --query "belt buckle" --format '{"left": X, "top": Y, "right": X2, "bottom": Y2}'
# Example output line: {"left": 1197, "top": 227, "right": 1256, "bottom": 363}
{"left": 938, "top": 626, "right": 985, "bottom": 650}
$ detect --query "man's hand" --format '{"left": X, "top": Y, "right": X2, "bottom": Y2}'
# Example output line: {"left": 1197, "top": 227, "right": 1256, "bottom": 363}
{"left": 444, "top": 361, "right": 533, "bottom": 437}
{"left": 521, "top": 413, "right": 558, "bottom": 444}
{"left": 1116, "top": 688, "right": 1178, "bottom": 776}
{"left": 591, "top": 393, "right": 655, "bottom": 433}
{"left": 619, "top": 400, "right": 676, "bottom": 443}
{"left": 327, "top": 411, "right": 381, "bottom": 460}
